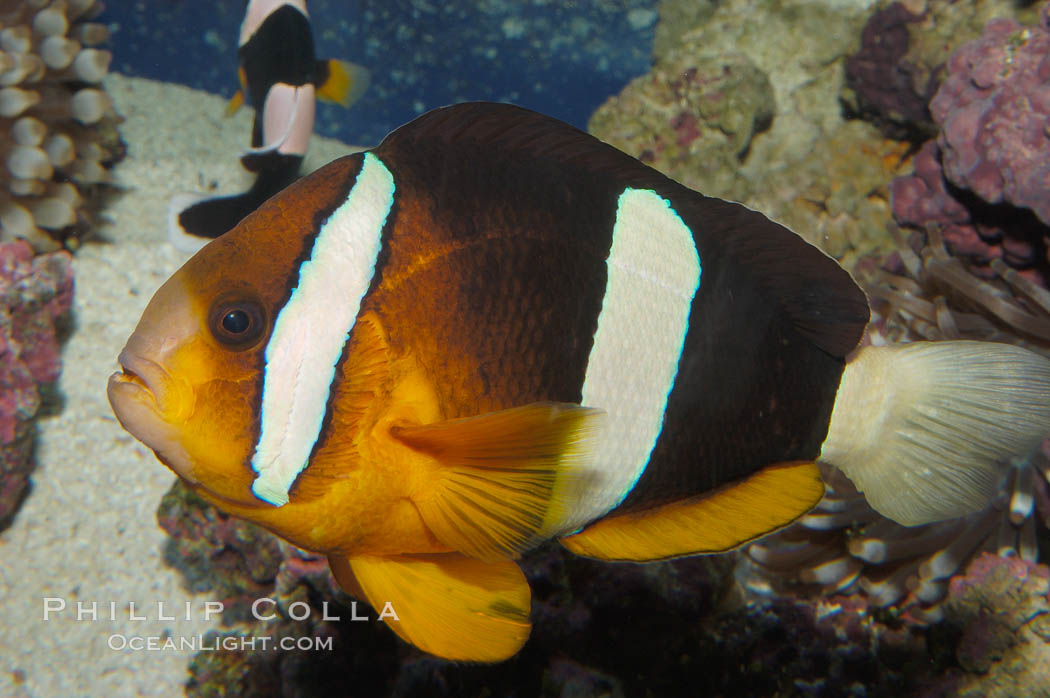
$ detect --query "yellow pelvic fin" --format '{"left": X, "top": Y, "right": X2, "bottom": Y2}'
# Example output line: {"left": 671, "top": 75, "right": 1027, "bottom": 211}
{"left": 337, "top": 552, "right": 531, "bottom": 662}
{"left": 560, "top": 461, "right": 824, "bottom": 562}
{"left": 394, "top": 402, "right": 603, "bottom": 562}
{"left": 318, "top": 59, "right": 370, "bottom": 108}
{"left": 224, "top": 89, "right": 245, "bottom": 117}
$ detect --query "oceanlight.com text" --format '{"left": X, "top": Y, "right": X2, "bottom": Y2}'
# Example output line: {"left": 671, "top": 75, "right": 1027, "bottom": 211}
{"left": 107, "top": 633, "right": 334, "bottom": 652}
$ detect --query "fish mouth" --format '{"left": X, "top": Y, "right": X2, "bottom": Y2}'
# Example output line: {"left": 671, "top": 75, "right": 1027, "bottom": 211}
{"left": 110, "top": 350, "right": 172, "bottom": 410}
{"left": 113, "top": 364, "right": 150, "bottom": 393}
{"left": 107, "top": 349, "right": 197, "bottom": 483}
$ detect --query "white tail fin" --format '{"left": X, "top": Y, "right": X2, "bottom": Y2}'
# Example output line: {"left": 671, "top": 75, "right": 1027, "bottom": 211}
{"left": 820, "top": 341, "right": 1050, "bottom": 526}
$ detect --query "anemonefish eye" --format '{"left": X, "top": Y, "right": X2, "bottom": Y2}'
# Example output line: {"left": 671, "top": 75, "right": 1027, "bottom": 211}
{"left": 208, "top": 298, "right": 267, "bottom": 349}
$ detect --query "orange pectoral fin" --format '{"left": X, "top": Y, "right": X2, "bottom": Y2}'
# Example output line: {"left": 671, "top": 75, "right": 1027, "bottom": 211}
{"left": 561, "top": 461, "right": 825, "bottom": 562}
{"left": 340, "top": 553, "right": 531, "bottom": 662}
{"left": 393, "top": 402, "right": 604, "bottom": 562}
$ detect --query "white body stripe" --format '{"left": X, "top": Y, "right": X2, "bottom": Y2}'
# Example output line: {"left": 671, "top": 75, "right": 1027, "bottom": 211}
{"left": 251, "top": 153, "right": 394, "bottom": 505}
{"left": 250, "top": 83, "right": 315, "bottom": 157}
{"left": 558, "top": 188, "right": 701, "bottom": 533}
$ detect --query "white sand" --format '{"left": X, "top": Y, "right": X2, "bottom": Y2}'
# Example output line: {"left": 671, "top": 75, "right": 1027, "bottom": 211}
{"left": 0, "top": 74, "right": 362, "bottom": 697}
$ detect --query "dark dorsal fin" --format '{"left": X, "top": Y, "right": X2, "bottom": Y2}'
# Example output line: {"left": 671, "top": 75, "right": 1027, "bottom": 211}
{"left": 375, "top": 102, "right": 868, "bottom": 358}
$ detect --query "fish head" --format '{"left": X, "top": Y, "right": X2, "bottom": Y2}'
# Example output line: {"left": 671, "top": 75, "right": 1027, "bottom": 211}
{"left": 107, "top": 240, "right": 272, "bottom": 508}
{"left": 108, "top": 160, "right": 358, "bottom": 509}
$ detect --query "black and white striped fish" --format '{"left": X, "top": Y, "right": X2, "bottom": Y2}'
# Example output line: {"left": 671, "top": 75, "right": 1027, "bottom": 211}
{"left": 170, "top": 0, "right": 369, "bottom": 248}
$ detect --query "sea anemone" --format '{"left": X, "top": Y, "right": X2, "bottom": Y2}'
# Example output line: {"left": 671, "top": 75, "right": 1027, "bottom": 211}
{"left": 738, "top": 225, "right": 1050, "bottom": 621}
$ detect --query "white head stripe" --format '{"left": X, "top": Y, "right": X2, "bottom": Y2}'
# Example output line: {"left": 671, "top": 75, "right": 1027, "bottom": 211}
{"left": 251, "top": 153, "right": 394, "bottom": 505}
{"left": 240, "top": 1, "right": 308, "bottom": 47}
{"left": 558, "top": 188, "right": 701, "bottom": 533}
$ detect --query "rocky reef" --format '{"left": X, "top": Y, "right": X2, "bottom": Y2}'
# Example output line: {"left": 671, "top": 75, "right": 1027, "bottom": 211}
{"left": 937, "top": 553, "right": 1050, "bottom": 696}
{"left": 157, "top": 482, "right": 285, "bottom": 626}
{"left": 592, "top": 0, "right": 912, "bottom": 265}
{"left": 842, "top": 0, "right": 1037, "bottom": 140}
{"left": 0, "top": 0, "right": 123, "bottom": 251}
{"left": 0, "top": 239, "right": 71, "bottom": 528}
{"left": 890, "top": 3, "right": 1050, "bottom": 286}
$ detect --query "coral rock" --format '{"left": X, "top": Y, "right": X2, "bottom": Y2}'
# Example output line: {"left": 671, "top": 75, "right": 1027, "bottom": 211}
{"left": 890, "top": 6, "right": 1050, "bottom": 286}
{"left": 589, "top": 50, "right": 774, "bottom": 199}
{"left": 843, "top": 0, "right": 1033, "bottom": 140}
{"left": 0, "top": 239, "right": 71, "bottom": 528}
{"left": 844, "top": 1, "right": 933, "bottom": 139}
{"left": 156, "top": 481, "right": 284, "bottom": 625}
{"left": 931, "top": 10, "right": 1050, "bottom": 226}
{"left": 941, "top": 553, "right": 1050, "bottom": 696}
{"left": 596, "top": 0, "right": 911, "bottom": 264}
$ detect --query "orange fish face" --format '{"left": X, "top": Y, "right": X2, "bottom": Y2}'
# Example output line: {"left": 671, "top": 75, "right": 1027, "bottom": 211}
{"left": 108, "top": 157, "right": 366, "bottom": 510}
{"left": 108, "top": 235, "right": 275, "bottom": 507}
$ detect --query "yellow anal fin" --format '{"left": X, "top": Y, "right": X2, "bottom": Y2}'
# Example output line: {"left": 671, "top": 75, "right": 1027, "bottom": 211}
{"left": 224, "top": 89, "right": 245, "bottom": 117}
{"left": 333, "top": 552, "right": 531, "bottom": 662}
{"left": 394, "top": 402, "right": 603, "bottom": 562}
{"left": 317, "top": 58, "right": 370, "bottom": 108}
{"left": 561, "top": 461, "right": 824, "bottom": 562}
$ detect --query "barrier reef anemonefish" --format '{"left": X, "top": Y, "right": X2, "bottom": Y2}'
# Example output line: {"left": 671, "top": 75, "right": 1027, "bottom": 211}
{"left": 170, "top": 0, "right": 369, "bottom": 250}
{"left": 109, "top": 102, "right": 1050, "bottom": 662}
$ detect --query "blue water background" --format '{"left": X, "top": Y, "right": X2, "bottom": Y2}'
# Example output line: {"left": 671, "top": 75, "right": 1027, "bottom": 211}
{"left": 100, "top": 1, "right": 657, "bottom": 146}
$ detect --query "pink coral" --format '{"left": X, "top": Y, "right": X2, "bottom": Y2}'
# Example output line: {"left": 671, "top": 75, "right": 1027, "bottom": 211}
{"left": 0, "top": 240, "right": 72, "bottom": 526}
{"left": 891, "top": 141, "right": 1049, "bottom": 282}
{"left": 931, "top": 11, "right": 1050, "bottom": 225}
{"left": 891, "top": 7, "right": 1050, "bottom": 287}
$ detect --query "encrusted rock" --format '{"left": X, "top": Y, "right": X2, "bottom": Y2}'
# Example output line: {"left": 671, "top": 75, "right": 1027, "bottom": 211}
{"left": 651, "top": 0, "right": 718, "bottom": 63}
{"left": 157, "top": 481, "right": 284, "bottom": 625}
{"left": 843, "top": 0, "right": 1035, "bottom": 140}
{"left": 593, "top": 0, "right": 910, "bottom": 265}
{"left": 890, "top": 5, "right": 1050, "bottom": 286}
{"left": 0, "top": 239, "right": 71, "bottom": 528}
{"left": 589, "top": 51, "right": 774, "bottom": 199}
{"left": 939, "top": 553, "right": 1050, "bottom": 696}
{"left": 931, "top": 10, "right": 1050, "bottom": 227}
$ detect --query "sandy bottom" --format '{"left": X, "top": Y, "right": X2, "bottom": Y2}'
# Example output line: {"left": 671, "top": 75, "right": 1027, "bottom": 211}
{"left": 0, "top": 74, "right": 360, "bottom": 697}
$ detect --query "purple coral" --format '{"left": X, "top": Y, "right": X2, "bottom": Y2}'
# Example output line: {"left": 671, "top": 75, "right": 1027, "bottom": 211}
{"left": 891, "top": 141, "right": 1050, "bottom": 283}
{"left": 931, "top": 13, "right": 1050, "bottom": 225}
{"left": 845, "top": 2, "right": 933, "bottom": 138}
{"left": 891, "top": 8, "right": 1050, "bottom": 286}
{"left": 0, "top": 240, "right": 71, "bottom": 527}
